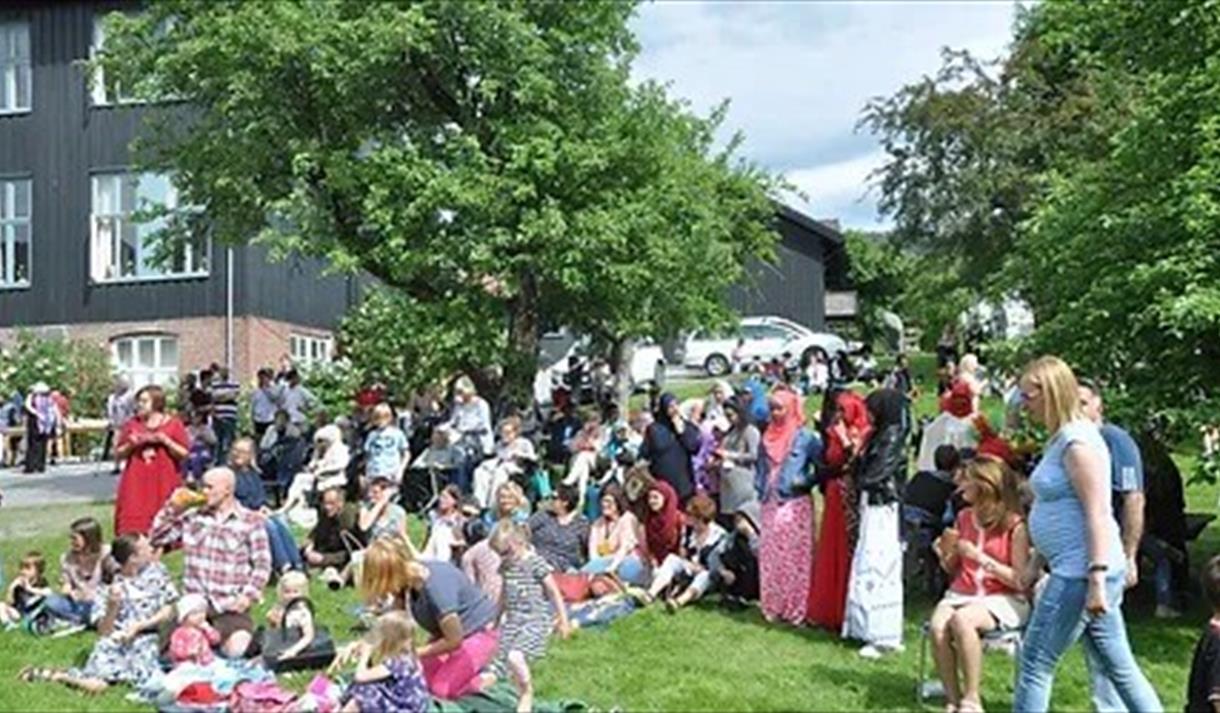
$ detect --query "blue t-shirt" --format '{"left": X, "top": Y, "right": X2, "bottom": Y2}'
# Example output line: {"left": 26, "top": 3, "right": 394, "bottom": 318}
{"left": 1028, "top": 420, "right": 1125, "bottom": 578}
{"left": 364, "top": 426, "right": 409, "bottom": 480}
{"left": 1100, "top": 423, "right": 1143, "bottom": 525}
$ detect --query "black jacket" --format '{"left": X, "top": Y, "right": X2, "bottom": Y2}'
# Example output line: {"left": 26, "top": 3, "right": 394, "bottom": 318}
{"left": 856, "top": 424, "right": 907, "bottom": 505}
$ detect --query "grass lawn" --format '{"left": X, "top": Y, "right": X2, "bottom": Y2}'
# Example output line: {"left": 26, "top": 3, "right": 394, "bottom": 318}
{"left": 2, "top": 358, "right": 1216, "bottom": 711}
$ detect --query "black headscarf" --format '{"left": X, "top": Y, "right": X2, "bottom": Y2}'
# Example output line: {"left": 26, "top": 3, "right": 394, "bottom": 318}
{"left": 865, "top": 388, "right": 908, "bottom": 432}
{"left": 654, "top": 392, "right": 679, "bottom": 428}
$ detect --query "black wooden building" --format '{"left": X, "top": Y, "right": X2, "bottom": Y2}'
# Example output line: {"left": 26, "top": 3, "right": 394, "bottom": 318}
{"left": 728, "top": 203, "right": 845, "bottom": 331}
{"left": 0, "top": 1, "right": 356, "bottom": 385}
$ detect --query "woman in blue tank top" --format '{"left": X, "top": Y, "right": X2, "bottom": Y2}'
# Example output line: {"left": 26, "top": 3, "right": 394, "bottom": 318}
{"left": 1012, "top": 356, "right": 1161, "bottom": 712}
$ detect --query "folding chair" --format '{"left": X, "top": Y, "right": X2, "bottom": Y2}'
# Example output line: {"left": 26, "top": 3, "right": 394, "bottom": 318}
{"left": 916, "top": 620, "right": 1024, "bottom": 703}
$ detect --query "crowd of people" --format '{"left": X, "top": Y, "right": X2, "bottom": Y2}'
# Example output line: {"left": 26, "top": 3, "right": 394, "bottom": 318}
{"left": 2, "top": 347, "right": 1218, "bottom": 713}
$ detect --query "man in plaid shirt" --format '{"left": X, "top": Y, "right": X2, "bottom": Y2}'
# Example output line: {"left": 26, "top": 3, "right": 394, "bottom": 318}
{"left": 152, "top": 466, "right": 272, "bottom": 657}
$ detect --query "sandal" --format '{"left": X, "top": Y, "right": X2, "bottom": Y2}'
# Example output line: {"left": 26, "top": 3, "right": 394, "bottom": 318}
{"left": 19, "top": 666, "right": 55, "bottom": 683}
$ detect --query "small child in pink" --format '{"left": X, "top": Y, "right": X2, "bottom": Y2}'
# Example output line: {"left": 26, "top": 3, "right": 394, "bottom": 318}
{"left": 169, "top": 593, "right": 220, "bottom": 666}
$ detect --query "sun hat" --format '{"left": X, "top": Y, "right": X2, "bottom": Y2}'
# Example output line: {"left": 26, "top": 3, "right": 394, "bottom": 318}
{"left": 176, "top": 593, "right": 208, "bottom": 623}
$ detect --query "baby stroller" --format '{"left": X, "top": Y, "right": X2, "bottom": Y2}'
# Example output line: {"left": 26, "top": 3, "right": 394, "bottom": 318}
{"left": 901, "top": 470, "right": 956, "bottom": 597}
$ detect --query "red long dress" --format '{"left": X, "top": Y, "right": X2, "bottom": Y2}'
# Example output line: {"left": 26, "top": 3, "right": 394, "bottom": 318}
{"left": 807, "top": 392, "right": 871, "bottom": 631}
{"left": 114, "top": 415, "right": 189, "bottom": 536}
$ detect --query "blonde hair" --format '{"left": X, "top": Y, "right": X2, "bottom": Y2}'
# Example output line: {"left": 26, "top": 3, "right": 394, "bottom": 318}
{"left": 278, "top": 570, "right": 309, "bottom": 599}
{"left": 1020, "top": 355, "right": 1083, "bottom": 433}
{"left": 369, "top": 611, "right": 415, "bottom": 665}
{"left": 454, "top": 376, "right": 477, "bottom": 398}
{"left": 488, "top": 520, "right": 530, "bottom": 556}
{"left": 359, "top": 535, "right": 425, "bottom": 602}
{"left": 494, "top": 481, "right": 527, "bottom": 513}
{"left": 959, "top": 353, "right": 980, "bottom": 375}
{"left": 963, "top": 457, "right": 1024, "bottom": 532}
{"left": 371, "top": 403, "right": 394, "bottom": 427}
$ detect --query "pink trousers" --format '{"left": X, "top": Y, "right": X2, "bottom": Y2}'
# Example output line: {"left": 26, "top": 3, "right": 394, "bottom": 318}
{"left": 420, "top": 629, "right": 500, "bottom": 700}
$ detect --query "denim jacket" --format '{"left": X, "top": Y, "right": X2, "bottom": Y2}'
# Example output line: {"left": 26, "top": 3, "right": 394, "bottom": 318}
{"left": 755, "top": 428, "right": 824, "bottom": 502}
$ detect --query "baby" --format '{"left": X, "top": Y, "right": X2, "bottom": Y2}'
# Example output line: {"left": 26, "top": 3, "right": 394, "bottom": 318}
{"left": 168, "top": 593, "right": 220, "bottom": 666}
{"left": 264, "top": 571, "right": 319, "bottom": 668}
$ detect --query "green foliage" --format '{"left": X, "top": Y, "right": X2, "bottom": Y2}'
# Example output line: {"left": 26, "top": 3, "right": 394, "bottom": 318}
{"left": 0, "top": 331, "right": 113, "bottom": 418}
{"left": 863, "top": 0, "right": 1220, "bottom": 436}
{"left": 96, "top": 1, "right": 777, "bottom": 403}
{"left": 296, "top": 359, "right": 362, "bottom": 422}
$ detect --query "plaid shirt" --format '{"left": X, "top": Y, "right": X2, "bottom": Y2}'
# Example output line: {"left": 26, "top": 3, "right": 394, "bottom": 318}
{"left": 151, "top": 503, "right": 271, "bottom": 613}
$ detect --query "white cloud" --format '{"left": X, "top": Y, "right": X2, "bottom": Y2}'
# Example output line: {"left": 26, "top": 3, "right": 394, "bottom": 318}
{"left": 631, "top": 1, "right": 1018, "bottom": 228}
{"left": 782, "top": 150, "right": 891, "bottom": 230}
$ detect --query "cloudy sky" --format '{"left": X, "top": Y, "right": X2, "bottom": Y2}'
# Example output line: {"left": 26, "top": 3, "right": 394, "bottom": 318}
{"left": 631, "top": 1, "right": 1020, "bottom": 231}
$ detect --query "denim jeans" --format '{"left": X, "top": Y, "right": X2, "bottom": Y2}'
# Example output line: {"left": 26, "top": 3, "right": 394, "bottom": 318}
{"left": 1014, "top": 574, "right": 1161, "bottom": 713}
{"left": 42, "top": 594, "right": 94, "bottom": 626}
{"left": 266, "top": 518, "right": 303, "bottom": 572}
{"left": 214, "top": 418, "right": 237, "bottom": 466}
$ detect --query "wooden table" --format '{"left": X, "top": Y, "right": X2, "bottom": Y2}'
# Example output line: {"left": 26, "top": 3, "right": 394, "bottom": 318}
{"left": 0, "top": 418, "right": 112, "bottom": 466}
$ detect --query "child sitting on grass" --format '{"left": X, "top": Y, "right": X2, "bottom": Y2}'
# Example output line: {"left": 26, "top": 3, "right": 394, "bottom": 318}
{"left": 334, "top": 611, "right": 429, "bottom": 713}
{"left": 0, "top": 551, "right": 52, "bottom": 629}
{"left": 168, "top": 593, "right": 219, "bottom": 666}
{"left": 1187, "top": 555, "right": 1220, "bottom": 713}
{"left": 261, "top": 571, "right": 319, "bottom": 669}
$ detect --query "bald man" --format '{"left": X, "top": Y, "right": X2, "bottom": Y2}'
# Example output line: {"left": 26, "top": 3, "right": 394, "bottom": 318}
{"left": 151, "top": 467, "right": 271, "bottom": 657}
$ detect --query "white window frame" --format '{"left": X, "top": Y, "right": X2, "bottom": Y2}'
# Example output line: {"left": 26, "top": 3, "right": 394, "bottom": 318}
{"left": 290, "top": 333, "right": 333, "bottom": 366}
{"left": 0, "top": 20, "right": 31, "bottom": 114}
{"left": 111, "top": 334, "right": 179, "bottom": 388}
{"left": 0, "top": 177, "right": 30, "bottom": 288}
{"left": 91, "top": 14, "right": 137, "bottom": 106}
{"left": 90, "top": 172, "right": 210, "bottom": 283}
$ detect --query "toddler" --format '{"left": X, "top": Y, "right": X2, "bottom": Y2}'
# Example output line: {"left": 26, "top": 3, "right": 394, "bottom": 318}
{"left": 1, "top": 551, "right": 51, "bottom": 627}
{"left": 336, "top": 611, "right": 428, "bottom": 713}
{"left": 263, "top": 571, "right": 319, "bottom": 666}
{"left": 168, "top": 593, "right": 219, "bottom": 666}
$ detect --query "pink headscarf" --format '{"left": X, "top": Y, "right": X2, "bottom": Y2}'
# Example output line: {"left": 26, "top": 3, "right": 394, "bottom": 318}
{"left": 762, "top": 387, "right": 804, "bottom": 472}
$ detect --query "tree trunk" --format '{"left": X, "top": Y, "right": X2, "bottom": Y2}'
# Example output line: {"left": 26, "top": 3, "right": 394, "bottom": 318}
{"left": 609, "top": 336, "right": 635, "bottom": 415}
{"left": 503, "top": 272, "right": 542, "bottom": 412}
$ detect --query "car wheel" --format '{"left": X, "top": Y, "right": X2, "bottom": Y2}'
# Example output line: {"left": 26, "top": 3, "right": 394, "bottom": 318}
{"left": 803, "top": 346, "right": 828, "bottom": 365}
{"left": 705, "top": 354, "right": 730, "bottom": 377}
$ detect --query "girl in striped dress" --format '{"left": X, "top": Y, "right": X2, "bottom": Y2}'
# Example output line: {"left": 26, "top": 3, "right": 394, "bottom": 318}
{"left": 489, "top": 521, "right": 571, "bottom": 684}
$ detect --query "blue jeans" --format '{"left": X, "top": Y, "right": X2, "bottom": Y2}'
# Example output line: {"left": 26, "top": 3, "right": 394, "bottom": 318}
{"left": 1014, "top": 574, "right": 1161, "bottom": 713}
{"left": 266, "top": 518, "right": 303, "bottom": 572}
{"left": 214, "top": 418, "right": 237, "bottom": 466}
{"left": 42, "top": 594, "right": 93, "bottom": 625}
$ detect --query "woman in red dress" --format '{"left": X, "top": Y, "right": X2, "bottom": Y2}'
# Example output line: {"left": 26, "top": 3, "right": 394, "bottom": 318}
{"left": 807, "top": 386, "right": 872, "bottom": 631}
{"left": 114, "top": 385, "right": 189, "bottom": 536}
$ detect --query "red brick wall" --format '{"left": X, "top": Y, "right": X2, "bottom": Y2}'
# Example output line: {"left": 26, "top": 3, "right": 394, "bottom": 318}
{"left": 0, "top": 316, "right": 333, "bottom": 382}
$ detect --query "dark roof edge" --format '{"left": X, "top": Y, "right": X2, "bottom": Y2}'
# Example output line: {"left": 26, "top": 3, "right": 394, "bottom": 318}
{"left": 774, "top": 201, "right": 845, "bottom": 245}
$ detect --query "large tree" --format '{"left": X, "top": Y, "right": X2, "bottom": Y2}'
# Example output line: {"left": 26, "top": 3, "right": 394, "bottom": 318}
{"left": 863, "top": 0, "right": 1220, "bottom": 434}
{"left": 98, "top": 0, "right": 776, "bottom": 402}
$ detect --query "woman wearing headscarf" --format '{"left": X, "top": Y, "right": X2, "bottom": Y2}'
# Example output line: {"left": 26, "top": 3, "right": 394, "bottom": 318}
{"left": 278, "top": 424, "right": 350, "bottom": 529}
{"left": 808, "top": 386, "right": 871, "bottom": 631}
{"left": 641, "top": 480, "right": 682, "bottom": 568}
{"left": 715, "top": 396, "right": 760, "bottom": 529}
{"left": 842, "top": 388, "right": 909, "bottom": 658}
{"left": 755, "top": 386, "right": 822, "bottom": 625}
{"left": 639, "top": 392, "right": 701, "bottom": 502}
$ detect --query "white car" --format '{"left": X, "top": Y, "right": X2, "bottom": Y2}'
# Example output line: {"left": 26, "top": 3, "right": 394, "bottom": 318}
{"left": 681, "top": 315, "right": 847, "bottom": 377}
{"left": 534, "top": 335, "right": 666, "bottom": 405}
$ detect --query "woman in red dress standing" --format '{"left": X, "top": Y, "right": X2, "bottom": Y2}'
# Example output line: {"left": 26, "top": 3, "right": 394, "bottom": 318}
{"left": 114, "top": 385, "right": 189, "bottom": 536}
{"left": 807, "top": 386, "right": 872, "bottom": 631}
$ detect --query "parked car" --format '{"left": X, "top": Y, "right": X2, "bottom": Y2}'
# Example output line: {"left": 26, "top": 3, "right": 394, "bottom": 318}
{"left": 679, "top": 315, "right": 848, "bottom": 377}
{"left": 533, "top": 331, "right": 666, "bottom": 405}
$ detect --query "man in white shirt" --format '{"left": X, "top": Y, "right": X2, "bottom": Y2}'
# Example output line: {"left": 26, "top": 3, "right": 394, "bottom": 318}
{"left": 279, "top": 370, "right": 316, "bottom": 428}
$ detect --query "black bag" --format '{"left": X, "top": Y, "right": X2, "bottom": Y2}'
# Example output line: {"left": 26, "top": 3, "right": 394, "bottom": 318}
{"left": 258, "top": 599, "right": 336, "bottom": 673}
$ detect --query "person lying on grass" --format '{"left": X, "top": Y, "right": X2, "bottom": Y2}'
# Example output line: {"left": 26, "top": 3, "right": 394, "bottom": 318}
{"left": 19, "top": 533, "right": 176, "bottom": 694}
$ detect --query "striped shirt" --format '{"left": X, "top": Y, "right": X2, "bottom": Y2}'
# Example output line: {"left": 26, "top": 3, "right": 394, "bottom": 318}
{"left": 209, "top": 380, "right": 241, "bottom": 421}
{"left": 151, "top": 503, "right": 271, "bottom": 612}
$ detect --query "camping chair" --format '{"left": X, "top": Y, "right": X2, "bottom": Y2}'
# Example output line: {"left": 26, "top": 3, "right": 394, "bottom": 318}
{"left": 916, "top": 620, "right": 1024, "bottom": 704}
{"left": 901, "top": 504, "right": 947, "bottom": 598}
{"left": 400, "top": 464, "right": 455, "bottom": 514}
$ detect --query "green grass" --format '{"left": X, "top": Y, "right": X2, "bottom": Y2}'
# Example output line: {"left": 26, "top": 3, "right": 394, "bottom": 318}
{"left": 2, "top": 359, "right": 1217, "bottom": 711}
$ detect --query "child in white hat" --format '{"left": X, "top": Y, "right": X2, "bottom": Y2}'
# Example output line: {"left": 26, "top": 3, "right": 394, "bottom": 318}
{"left": 168, "top": 593, "right": 219, "bottom": 666}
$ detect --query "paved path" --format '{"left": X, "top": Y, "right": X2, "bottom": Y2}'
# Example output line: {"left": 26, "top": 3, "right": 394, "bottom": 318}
{"left": 0, "top": 462, "right": 117, "bottom": 508}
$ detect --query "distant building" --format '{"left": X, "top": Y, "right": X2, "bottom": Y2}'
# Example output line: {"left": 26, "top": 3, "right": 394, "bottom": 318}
{"left": 728, "top": 203, "right": 845, "bottom": 331}
{"left": 0, "top": 2, "right": 358, "bottom": 386}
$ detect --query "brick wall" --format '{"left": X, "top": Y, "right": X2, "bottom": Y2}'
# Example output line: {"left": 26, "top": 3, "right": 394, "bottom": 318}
{"left": 0, "top": 316, "right": 333, "bottom": 382}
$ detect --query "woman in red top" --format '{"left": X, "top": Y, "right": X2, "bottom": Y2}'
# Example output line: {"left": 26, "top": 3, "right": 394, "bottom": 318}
{"left": 807, "top": 387, "right": 871, "bottom": 631}
{"left": 930, "top": 456, "right": 1030, "bottom": 713}
{"left": 114, "top": 385, "right": 189, "bottom": 536}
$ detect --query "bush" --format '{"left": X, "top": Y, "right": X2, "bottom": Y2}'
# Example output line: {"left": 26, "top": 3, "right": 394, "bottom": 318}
{"left": 0, "top": 331, "right": 113, "bottom": 418}
{"left": 297, "top": 358, "right": 363, "bottom": 422}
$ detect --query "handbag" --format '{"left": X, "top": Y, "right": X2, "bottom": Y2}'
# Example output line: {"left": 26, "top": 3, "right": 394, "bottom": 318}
{"left": 339, "top": 530, "right": 365, "bottom": 587}
{"left": 258, "top": 599, "right": 337, "bottom": 673}
{"left": 552, "top": 572, "right": 592, "bottom": 603}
